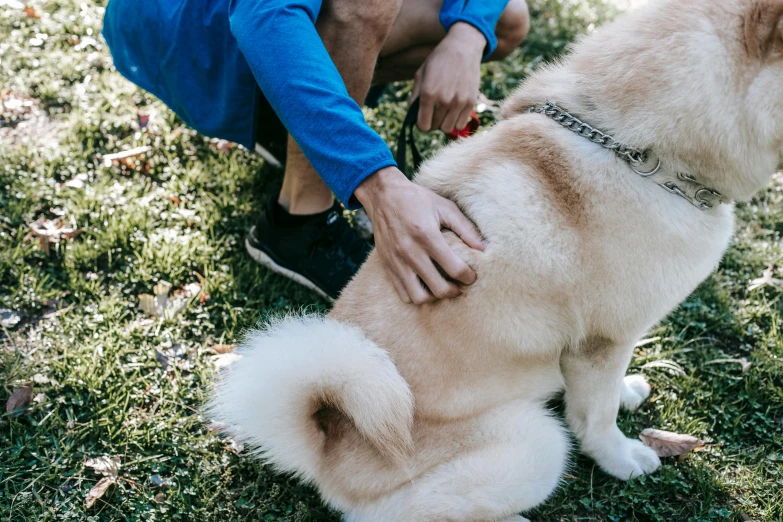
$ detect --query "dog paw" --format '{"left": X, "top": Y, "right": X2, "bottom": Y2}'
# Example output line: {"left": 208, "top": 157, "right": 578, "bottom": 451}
{"left": 595, "top": 436, "right": 661, "bottom": 480}
{"left": 620, "top": 374, "right": 651, "bottom": 412}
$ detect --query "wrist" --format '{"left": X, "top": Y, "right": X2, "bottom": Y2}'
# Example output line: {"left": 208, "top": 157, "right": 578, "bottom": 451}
{"left": 354, "top": 166, "right": 408, "bottom": 212}
{"left": 445, "top": 22, "right": 487, "bottom": 56}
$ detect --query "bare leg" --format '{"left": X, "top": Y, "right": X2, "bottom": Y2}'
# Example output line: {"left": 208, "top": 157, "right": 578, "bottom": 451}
{"left": 561, "top": 339, "right": 661, "bottom": 480}
{"left": 278, "top": 0, "right": 403, "bottom": 215}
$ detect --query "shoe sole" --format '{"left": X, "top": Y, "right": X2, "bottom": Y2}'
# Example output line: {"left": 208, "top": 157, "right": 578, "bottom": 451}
{"left": 245, "top": 231, "right": 334, "bottom": 302}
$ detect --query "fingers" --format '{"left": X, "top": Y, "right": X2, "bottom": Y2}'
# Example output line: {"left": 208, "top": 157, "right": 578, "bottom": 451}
{"left": 439, "top": 199, "right": 486, "bottom": 251}
{"left": 401, "top": 269, "right": 435, "bottom": 305}
{"left": 455, "top": 106, "right": 475, "bottom": 132}
{"left": 440, "top": 106, "right": 461, "bottom": 134}
{"left": 410, "top": 252, "right": 462, "bottom": 300}
{"left": 386, "top": 263, "right": 412, "bottom": 304}
{"left": 417, "top": 92, "right": 435, "bottom": 132}
{"left": 428, "top": 235, "right": 477, "bottom": 286}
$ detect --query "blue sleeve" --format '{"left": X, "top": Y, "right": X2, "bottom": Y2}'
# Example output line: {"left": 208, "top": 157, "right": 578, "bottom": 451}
{"left": 439, "top": 0, "right": 511, "bottom": 58}
{"left": 228, "top": 0, "right": 396, "bottom": 209}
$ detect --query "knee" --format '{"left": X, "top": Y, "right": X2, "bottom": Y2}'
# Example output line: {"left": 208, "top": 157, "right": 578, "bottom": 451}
{"left": 319, "top": 0, "right": 403, "bottom": 46}
{"left": 493, "top": 0, "right": 530, "bottom": 60}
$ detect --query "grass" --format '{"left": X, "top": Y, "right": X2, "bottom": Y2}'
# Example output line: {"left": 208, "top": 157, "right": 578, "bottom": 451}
{"left": 1, "top": 0, "right": 782, "bottom": 520}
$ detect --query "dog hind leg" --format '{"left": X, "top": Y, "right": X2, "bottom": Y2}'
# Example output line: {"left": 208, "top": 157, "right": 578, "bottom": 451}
{"left": 345, "top": 402, "right": 568, "bottom": 522}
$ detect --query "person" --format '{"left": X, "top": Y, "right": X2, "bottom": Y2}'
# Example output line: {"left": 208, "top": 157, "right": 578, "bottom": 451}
{"left": 103, "top": 0, "right": 530, "bottom": 303}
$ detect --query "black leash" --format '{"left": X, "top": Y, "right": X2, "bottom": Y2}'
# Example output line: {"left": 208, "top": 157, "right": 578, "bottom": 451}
{"left": 396, "top": 98, "right": 424, "bottom": 176}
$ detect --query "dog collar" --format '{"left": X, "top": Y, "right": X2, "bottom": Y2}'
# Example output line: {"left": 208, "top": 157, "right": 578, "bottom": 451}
{"left": 528, "top": 101, "right": 728, "bottom": 210}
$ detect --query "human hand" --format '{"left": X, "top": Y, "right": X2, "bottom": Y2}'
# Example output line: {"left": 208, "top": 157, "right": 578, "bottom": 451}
{"left": 411, "top": 22, "right": 485, "bottom": 134}
{"left": 354, "top": 167, "right": 485, "bottom": 305}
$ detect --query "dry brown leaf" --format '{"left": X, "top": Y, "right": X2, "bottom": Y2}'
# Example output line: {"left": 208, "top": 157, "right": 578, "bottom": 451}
{"left": 25, "top": 217, "right": 82, "bottom": 254}
{"left": 748, "top": 264, "right": 783, "bottom": 291}
{"left": 209, "top": 138, "right": 234, "bottom": 153}
{"left": 84, "top": 455, "right": 121, "bottom": 478}
{"left": 639, "top": 428, "right": 704, "bottom": 457}
{"left": 211, "top": 352, "right": 241, "bottom": 368}
{"left": 22, "top": 6, "right": 39, "bottom": 18}
{"left": 85, "top": 476, "right": 115, "bottom": 508}
{"left": 100, "top": 146, "right": 152, "bottom": 168}
{"left": 212, "top": 344, "right": 237, "bottom": 354}
{"left": 6, "top": 384, "right": 33, "bottom": 417}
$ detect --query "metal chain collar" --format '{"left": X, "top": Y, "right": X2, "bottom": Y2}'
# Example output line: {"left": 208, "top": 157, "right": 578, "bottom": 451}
{"left": 527, "top": 101, "right": 728, "bottom": 210}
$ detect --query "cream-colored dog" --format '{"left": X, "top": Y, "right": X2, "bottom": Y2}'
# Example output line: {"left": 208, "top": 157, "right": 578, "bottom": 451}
{"left": 208, "top": 1, "right": 783, "bottom": 520}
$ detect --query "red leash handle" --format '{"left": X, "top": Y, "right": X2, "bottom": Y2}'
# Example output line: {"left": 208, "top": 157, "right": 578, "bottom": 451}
{"left": 445, "top": 110, "right": 480, "bottom": 141}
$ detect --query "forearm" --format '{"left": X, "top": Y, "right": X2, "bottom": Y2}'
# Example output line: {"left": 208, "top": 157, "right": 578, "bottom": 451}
{"left": 439, "top": 0, "right": 512, "bottom": 57}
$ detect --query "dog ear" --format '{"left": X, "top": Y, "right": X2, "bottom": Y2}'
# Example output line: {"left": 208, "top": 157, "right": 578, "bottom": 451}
{"left": 748, "top": 1, "right": 783, "bottom": 59}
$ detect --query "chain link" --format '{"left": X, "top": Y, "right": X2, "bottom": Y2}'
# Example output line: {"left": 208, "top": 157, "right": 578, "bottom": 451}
{"left": 526, "top": 101, "right": 727, "bottom": 211}
{"left": 528, "top": 101, "right": 648, "bottom": 165}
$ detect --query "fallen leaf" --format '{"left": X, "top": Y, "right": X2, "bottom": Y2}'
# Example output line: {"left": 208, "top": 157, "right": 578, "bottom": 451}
{"left": 6, "top": 384, "right": 33, "bottom": 417}
{"left": 167, "top": 194, "right": 181, "bottom": 205}
{"left": 212, "top": 344, "right": 237, "bottom": 354}
{"left": 211, "top": 352, "right": 241, "bottom": 369}
{"left": 85, "top": 476, "right": 115, "bottom": 508}
{"left": 138, "top": 294, "right": 156, "bottom": 316}
{"left": 32, "top": 373, "right": 49, "bottom": 384}
{"left": 154, "top": 492, "right": 165, "bottom": 503}
{"left": 63, "top": 173, "right": 88, "bottom": 189}
{"left": 748, "top": 264, "right": 783, "bottom": 291}
{"left": 639, "top": 428, "right": 704, "bottom": 457}
{"left": 22, "top": 6, "right": 39, "bottom": 18}
{"left": 138, "top": 281, "right": 202, "bottom": 318}
{"left": 209, "top": 138, "right": 234, "bottom": 153}
{"left": 100, "top": 146, "right": 152, "bottom": 168}
{"left": 84, "top": 455, "right": 121, "bottom": 478}
{"left": 0, "top": 308, "right": 21, "bottom": 328}
{"left": 25, "top": 217, "right": 82, "bottom": 254}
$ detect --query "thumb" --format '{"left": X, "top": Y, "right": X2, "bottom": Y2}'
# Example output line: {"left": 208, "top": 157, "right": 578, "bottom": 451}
{"left": 439, "top": 200, "right": 486, "bottom": 251}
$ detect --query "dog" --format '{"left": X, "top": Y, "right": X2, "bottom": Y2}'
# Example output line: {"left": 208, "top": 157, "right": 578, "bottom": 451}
{"left": 208, "top": 1, "right": 783, "bottom": 520}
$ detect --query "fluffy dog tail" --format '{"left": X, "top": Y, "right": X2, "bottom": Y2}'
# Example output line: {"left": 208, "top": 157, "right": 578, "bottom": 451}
{"left": 206, "top": 315, "right": 414, "bottom": 481}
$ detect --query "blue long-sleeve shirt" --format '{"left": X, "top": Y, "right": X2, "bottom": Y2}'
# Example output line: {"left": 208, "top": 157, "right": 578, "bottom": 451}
{"left": 103, "top": 0, "right": 510, "bottom": 208}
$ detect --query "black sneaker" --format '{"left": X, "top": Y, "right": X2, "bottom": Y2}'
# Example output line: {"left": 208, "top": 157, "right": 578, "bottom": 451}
{"left": 245, "top": 200, "right": 372, "bottom": 301}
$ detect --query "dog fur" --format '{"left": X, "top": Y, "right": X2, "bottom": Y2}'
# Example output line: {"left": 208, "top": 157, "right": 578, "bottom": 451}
{"left": 208, "top": 1, "right": 783, "bottom": 520}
